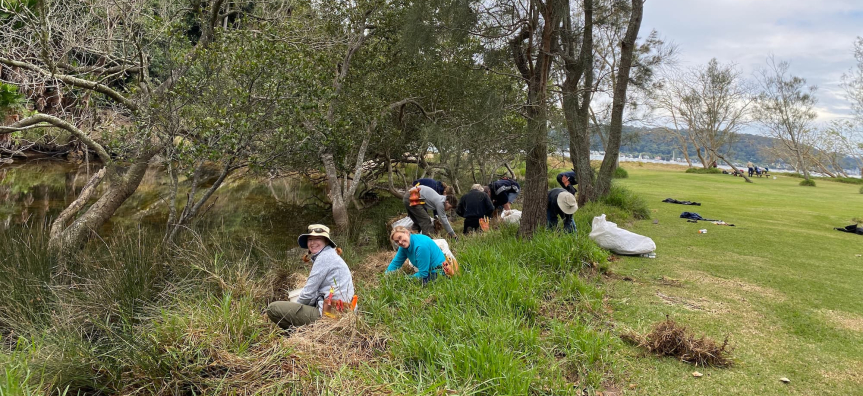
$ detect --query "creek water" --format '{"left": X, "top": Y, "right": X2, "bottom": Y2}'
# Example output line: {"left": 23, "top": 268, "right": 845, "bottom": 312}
{"left": 0, "top": 160, "right": 332, "bottom": 249}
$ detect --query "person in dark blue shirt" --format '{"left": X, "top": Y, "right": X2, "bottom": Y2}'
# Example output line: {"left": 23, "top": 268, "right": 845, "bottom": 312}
{"left": 547, "top": 188, "right": 578, "bottom": 233}
{"left": 488, "top": 178, "right": 520, "bottom": 211}
{"left": 412, "top": 178, "right": 449, "bottom": 196}
{"left": 556, "top": 171, "right": 577, "bottom": 195}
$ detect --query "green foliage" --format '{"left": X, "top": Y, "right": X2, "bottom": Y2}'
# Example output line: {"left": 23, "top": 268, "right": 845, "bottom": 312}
{"left": 799, "top": 178, "right": 816, "bottom": 187}
{"left": 364, "top": 228, "right": 613, "bottom": 393}
{"left": 599, "top": 184, "right": 650, "bottom": 220}
{"left": 0, "top": 83, "right": 24, "bottom": 115}
{"left": 836, "top": 177, "right": 863, "bottom": 185}
{"left": 613, "top": 166, "right": 629, "bottom": 179}
{"left": 685, "top": 167, "right": 723, "bottom": 174}
{"left": 859, "top": 186, "right": 863, "bottom": 194}
{"left": 0, "top": 226, "right": 302, "bottom": 394}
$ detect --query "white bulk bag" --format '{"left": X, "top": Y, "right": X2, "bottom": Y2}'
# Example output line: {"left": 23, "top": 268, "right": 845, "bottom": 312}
{"left": 391, "top": 216, "right": 414, "bottom": 229}
{"left": 404, "top": 238, "right": 456, "bottom": 271}
{"left": 500, "top": 209, "right": 522, "bottom": 224}
{"left": 588, "top": 214, "right": 656, "bottom": 255}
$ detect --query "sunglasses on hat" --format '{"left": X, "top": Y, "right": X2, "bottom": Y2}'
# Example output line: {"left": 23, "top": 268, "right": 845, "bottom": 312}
{"left": 308, "top": 227, "right": 327, "bottom": 233}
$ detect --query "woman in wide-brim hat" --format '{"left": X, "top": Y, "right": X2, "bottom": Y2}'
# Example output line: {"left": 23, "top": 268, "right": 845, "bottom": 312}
{"left": 266, "top": 224, "right": 355, "bottom": 329}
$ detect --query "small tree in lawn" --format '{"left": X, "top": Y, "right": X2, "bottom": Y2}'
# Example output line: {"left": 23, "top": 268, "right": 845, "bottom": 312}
{"left": 754, "top": 56, "right": 818, "bottom": 183}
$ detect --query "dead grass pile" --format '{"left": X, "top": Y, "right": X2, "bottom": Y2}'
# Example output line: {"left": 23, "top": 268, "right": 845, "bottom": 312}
{"left": 288, "top": 313, "right": 389, "bottom": 370}
{"left": 126, "top": 314, "right": 390, "bottom": 395}
{"left": 352, "top": 250, "right": 396, "bottom": 286}
{"left": 621, "top": 317, "right": 733, "bottom": 367}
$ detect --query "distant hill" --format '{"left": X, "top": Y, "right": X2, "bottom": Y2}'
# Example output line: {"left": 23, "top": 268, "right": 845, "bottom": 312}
{"left": 616, "top": 128, "right": 776, "bottom": 166}
{"left": 548, "top": 126, "right": 858, "bottom": 171}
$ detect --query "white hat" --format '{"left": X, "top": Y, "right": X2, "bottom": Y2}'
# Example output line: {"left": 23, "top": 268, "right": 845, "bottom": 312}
{"left": 297, "top": 224, "right": 337, "bottom": 249}
{"left": 557, "top": 192, "right": 578, "bottom": 215}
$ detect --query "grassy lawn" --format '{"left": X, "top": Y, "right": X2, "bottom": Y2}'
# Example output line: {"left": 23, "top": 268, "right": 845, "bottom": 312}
{"left": 609, "top": 165, "right": 863, "bottom": 395}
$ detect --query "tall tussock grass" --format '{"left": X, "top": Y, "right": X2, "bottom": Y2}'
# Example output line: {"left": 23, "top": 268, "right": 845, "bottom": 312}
{"left": 363, "top": 226, "right": 617, "bottom": 394}
{"left": 3, "top": 200, "right": 628, "bottom": 394}
{"left": 0, "top": 225, "right": 316, "bottom": 395}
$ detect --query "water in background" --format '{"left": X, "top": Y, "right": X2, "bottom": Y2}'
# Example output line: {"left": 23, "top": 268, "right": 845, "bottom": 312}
{"left": 0, "top": 160, "right": 332, "bottom": 248}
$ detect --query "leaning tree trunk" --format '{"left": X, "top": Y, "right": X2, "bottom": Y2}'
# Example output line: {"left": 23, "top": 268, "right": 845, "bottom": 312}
{"left": 49, "top": 158, "right": 153, "bottom": 256}
{"left": 321, "top": 152, "right": 350, "bottom": 231}
{"left": 712, "top": 149, "right": 752, "bottom": 183}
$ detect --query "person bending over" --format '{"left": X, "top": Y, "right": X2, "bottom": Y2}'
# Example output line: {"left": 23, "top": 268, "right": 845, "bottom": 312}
{"left": 412, "top": 178, "right": 451, "bottom": 196}
{"left": 387, "top": 226, "right": 449, "bottom": 284}
{"left": 556, "top": 171, "right": 577, "bottom": 195}
{"left": 456, "top": 184, "right": 494, "bottom": 234}
{"left": 547, "top": 188, "right": 578, "bottom": 233}
{"left": 488, "top": 177, "right": 521, "bottom": 211}
{"left": 404, "top": 184, "right": 457, "bottom": 238}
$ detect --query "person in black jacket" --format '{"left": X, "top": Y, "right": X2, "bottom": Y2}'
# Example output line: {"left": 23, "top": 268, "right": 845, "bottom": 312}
{"left": 556, "top": 171, "right": 577, "bottom": 195}
{"left": 547, "top": 188, "right": 578, "bottom": 233}
{"left": 456, "top": 184, "right": 495, "bottom": 234}
{"left": 488, "top": 177, "right": 520, "bottom": 211}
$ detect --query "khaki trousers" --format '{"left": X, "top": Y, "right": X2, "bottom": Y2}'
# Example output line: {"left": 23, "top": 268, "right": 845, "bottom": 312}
{"left": 267, "top": 301, "right": 321, "bottom": 329}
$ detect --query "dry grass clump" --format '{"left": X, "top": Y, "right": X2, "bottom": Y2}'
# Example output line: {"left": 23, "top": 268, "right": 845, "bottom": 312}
{"left": 288, "top": 314, "right": 389, "bottom": 370}
{"left": 621, "top": 317, "right": 733, "bottom": 367}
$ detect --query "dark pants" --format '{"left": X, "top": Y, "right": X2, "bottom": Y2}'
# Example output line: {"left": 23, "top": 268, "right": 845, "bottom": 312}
{"left": 403, "top": 194, "right": 435, "bottom": 236}
{"left": 463, "top": 217, "right": 481, "bottom": 234}
{"left": 267, "top": 301, "right": 321, "bottom": 329}
{"left": 421, "top": 270, "right": 439, "bottom": 285}
{"left": 547, "top": 208, "right": 576, "bottom": 233}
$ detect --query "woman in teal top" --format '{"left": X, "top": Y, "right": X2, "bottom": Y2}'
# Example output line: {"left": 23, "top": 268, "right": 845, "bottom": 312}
{"left": 387, "top": 226, "right": 447, "bottom": 284}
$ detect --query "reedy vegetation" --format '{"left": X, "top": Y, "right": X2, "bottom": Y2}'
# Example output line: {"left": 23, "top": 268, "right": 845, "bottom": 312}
{"left": 0, "top": 189, "right": 648, "bottom": 394}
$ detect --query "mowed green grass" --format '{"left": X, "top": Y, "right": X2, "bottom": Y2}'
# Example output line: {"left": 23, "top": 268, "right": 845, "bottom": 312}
{"left": 610, "top": 167, "right": 863, "bottom": 395}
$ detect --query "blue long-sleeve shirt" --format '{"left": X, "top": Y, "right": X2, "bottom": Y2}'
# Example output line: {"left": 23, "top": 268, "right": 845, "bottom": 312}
{"left": 412, "top": 178, "right": 446, "bottom": 195}
{"left": 556, "top": 171, "right": 577, "bottom": 195}
{"left": 386, "top": 233, "right": 447, "bottom": 279}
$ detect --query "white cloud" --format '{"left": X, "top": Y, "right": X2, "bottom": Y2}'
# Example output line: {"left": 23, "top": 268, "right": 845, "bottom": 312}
{"left": 643, "top": 0, "right": 863, "bottom": 123}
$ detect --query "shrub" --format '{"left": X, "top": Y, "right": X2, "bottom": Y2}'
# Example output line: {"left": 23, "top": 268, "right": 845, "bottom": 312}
{"left": 613, "top": 167, "right": 629, "bottom": 179}
{"left": 859, "top": 186, "right": 863, "bottom": 194}
{"left": 685, "top": 167, "right": 722, "bottom": 174}
{"left": 799, "top": 179, "right": 816, "bottom": 187}
{"left": 836, "top": 177, "right": 863, "bottom": 185}
{"left": 600, "top": 184, "right": 650, "bottom": 220}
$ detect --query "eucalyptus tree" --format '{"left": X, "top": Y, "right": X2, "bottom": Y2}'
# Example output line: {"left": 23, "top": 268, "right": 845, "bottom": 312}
{"left": 657, "top": 58, "right": 752, "bottom": 176}
{"left": 558, "top": 0, "right": 647, "bottom": 203}
{"left": 753, "top": 57, "right": 818, "bottom": 182}
{"left": 844, "top": 37, "right": 863, "bottom": 124}
{"left": 0, "top": 0, "right": 280, "bottom": 253}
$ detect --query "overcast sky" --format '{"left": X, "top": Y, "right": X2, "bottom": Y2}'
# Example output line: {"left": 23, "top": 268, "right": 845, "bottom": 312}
{"left": 642, "top": 0, "right": 863, "bottom": 125}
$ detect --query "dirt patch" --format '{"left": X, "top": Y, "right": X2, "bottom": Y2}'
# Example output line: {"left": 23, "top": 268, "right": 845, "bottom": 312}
{"left": 677, "top": 270, "right": 786, "bottom": 302}
{"left": 820, "top": 360, "right": 863, "bottom": 385}
{"left": 820, "top": 309, "right": 863, "bottom": 333}
{"left": 656, "top": 276, "right": 683, "bottom": 287}
{"left": 621, "top": 317, "right": 733, "bottom": 367}
{"left": 656, "top": 291, "right": 706, "bottom": 311}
